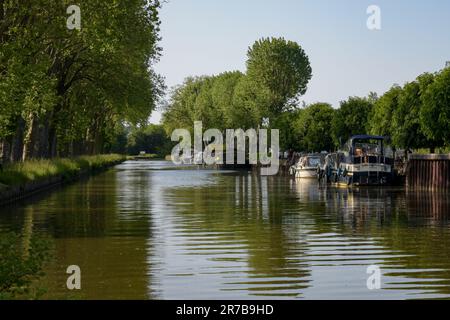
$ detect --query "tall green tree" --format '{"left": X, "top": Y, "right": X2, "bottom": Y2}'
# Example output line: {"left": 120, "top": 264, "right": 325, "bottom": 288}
{"left": 271, "top": 108, "right": 302, "bottom": 150}
{"left": 420, "top": 67, "right": 450, "bottom": 149}
{"left": 231, "top": 76, "right": 269, "bottom": 129}
{"left": 1, "top": 0, "right": 163, "bottom": 161}
{"left": 391, "top": 73, "right": 435, "bottom": 150}
{"left": 162, "top": 76, "right": 210, "bottom": 134}
{"left": 331, "top": 96, "right": 373, "bottom": 147}
{"left": 294, "top": 103, "right": 335, "bottom": 152}
{"left": 369, "top": 85, "right": 403, "bottom": 138}
{"left": 245, "top": 37, "right": 312, "bottom": 120}
{"left": 210, "top": 71, "right": 244, "bottom": 129}
{"left": 127, "top": 124, "right": 173, "bottom": 156}
{"left": 162, "top": 37, "right": 313, "bottom": 134}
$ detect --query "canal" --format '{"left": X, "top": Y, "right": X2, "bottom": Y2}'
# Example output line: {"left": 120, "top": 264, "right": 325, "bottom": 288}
{"left": 1, "top": 160, "right": 450, "bottom": 299}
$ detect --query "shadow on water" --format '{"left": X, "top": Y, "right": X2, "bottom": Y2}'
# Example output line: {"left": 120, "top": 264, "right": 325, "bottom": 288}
{"left": 1, "top": 160, "right": 450, "bottom": 299}
{"left": 0, "top": 167, "right": 158, "bottom": 299}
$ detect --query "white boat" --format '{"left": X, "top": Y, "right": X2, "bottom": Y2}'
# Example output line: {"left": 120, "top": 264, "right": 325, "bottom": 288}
{"left": 292, "top": 155, "right": 323, "bottom": 179}
{"left": 181, "top": 153, "right": 193, "bottom": 164}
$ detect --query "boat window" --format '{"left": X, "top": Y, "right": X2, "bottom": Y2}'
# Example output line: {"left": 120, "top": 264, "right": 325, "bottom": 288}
{"left": 307, "top": 157, "right": 321, "bottom": 167}
{"left": 353, "top": 139, "right": 383, "bottom": 156}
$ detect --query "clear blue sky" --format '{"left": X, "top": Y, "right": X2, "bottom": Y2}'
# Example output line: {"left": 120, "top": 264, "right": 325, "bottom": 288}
{"left": 150, "top": 0, "right": 450, "bottom": 123}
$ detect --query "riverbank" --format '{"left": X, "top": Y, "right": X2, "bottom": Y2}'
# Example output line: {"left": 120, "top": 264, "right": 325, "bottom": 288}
{"left": 0, "top": 154, "right": 126, "bottom": 205}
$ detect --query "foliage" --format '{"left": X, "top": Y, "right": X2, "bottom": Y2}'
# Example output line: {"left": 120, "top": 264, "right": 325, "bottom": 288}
{"left": 211, "top": 71, "right": 246, "bottom": 128}
{"left": 162, "top": 37, "right": 312, "bottom": 133}
{"left": 420, "top": 67, "right": 450, "bottom": 147}
{"left": 163, "top": 64, "right": 450, "bottom": 154}
{"left": 162, "top": 77, "right": 209, "bottom": 134}
{"left": 294, "top": 103, "right": 335, "bottom": 152}
{"left": 369, "top": 85, "right": 403, "bottom": 138}
{"left": 245, "top": 37, "right": 312, "bottom": 118}
{"left": 231, "top": 75, "right": 269, "bottom": 129}
{"left": 391, "top": 73, "right": 435, "bottom": 150}
{"left": 1, "top": 0, "right": 163, "bottom": 160}
{"left": 331, "top": 96, "right": 374, "bottom": 147}
{"left": 271, "top": 109, "right": 302, "bottom": 150}
{"left": 127, "top": 124, "right": 173, "bottom": 156}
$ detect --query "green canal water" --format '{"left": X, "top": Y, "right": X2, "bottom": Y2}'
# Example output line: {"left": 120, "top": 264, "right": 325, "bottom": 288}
{"left": 1, "top": 160, "right": 450, "bottom": 300}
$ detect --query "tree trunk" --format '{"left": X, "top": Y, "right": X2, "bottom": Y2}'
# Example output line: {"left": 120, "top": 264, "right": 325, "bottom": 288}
{"left": 85, "top": 127, "right": 94, "bottom": 155}
{"left": 1, "top": 138, "right": 11, "bottom": 165}
{"left": 72, "top": 139, "right": 84, "bottom": 157}
{"left": 22, "top": 113, "right": 40, "bottom": 161}
{"left": 94, "top": 129, "right": 104, "bottom": 155}
{"left": 68, "top": 140, "right": 74, "bottom": 157}
{"left": 38, "top": 117, "right": 50, "bottom": 158}
{"left": 47, "top": 125, "right": 58, "bottom": 158}
{"left": 0, "top": 139, "right": 5, "bottom": 169}
{"left": 10, "top": 117, "right": 25, "bottom": 162}
{"left": 430, "top": 147, "right": 436, "bottom": 154}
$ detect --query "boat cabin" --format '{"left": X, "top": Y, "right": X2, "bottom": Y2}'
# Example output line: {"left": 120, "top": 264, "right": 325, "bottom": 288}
{"left": 342, "top": 135, "right": 393, "bottom": 165}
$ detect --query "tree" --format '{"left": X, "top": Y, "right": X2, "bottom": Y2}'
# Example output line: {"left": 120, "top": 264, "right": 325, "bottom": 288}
{"left": 231, "top": 76, "right": 269, "bottom": 130}
{"left": 1, "top": 0, "right": 163, "bottom": 161}
{"left": 294, "top": 103, "right": 335, "bottom": 152}
{"left": 210, "top": 71, "right": 244, "bottom": 129}
{"left": 162, "top": 72, "right": 260, "bottom": 132}
{"left": 161, "top": 37, "right": 312, "bottom": 136}
{"left": 331, "top": 96, "right": 373, "bottom": 147}
{"left": 245, "top": 37, "right": 312, "bottom": 119}
{"left": 369, "top": 85, "right": 403, "bottom": 138}
{"left": 391, "top": 73, "right": 435, "bottom": 150}
{"left": 127, "top": 124, "right": 173, "bottom": 156}
{"left": 420, "top": 67, "right": 450, "bottom": 149}
{"left": 194, "top": 77, "right": 226, "bottom": 130}
{"left": 271, "top": 108, "right": 303, "bottom": 150}
{"left": 162, "top": 76, "right": 211, "bottom": 135}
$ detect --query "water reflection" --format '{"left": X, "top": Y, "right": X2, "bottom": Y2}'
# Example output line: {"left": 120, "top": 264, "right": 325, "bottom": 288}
{"left": 0, "top": 168, "right": 156, "bottom": 299}
{"left": 1, "top": 161, "right": 450, "bottom": 299}
{"left": 157, "top": 173, "right": 311, "bottom": 298}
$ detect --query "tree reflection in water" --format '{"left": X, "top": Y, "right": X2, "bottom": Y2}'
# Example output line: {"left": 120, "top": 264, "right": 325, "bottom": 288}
{"left": 1, "top": 161, "right": 450, "bottom": 299}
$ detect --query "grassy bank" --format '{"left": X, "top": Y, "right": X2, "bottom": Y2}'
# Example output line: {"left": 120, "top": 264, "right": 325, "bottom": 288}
{"left": 128, "top": 153, "right": 165, "bottom": 160}
{"left": 0, "top": 154, "right": 125, "bottom": 188}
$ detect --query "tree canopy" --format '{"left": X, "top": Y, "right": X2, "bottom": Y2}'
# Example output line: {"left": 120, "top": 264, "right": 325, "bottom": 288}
{"left": 420, "top": 68, "right": 450, "bottom": 148}
{"left": 331, "top": 96, "right": 374, "bottom": 148}
{"left": 391, "top": 73, "right": 435, "bottom": 150}
{"left": 162, "top": 37, "right": 312, "bottom": 134}
{"left": 369, "top": 85, "right": 402, "bottom": 139}
{"left": 245, "top": 37, "right": 312, "bottom": 118}
{"left": 1, "top": 0, "right": 164, "bottom": 162}
{"left": 5, "top": 4, "right": 449, "bottom": 160}
{"left": 294, "top": 103, "right": 335, "bottom": 152}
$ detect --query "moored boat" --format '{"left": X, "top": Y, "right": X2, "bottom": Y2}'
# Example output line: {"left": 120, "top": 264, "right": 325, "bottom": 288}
{"left": 290, "top": 154, "right": 324, "bottom": 179}
{"left": 319, "top": 135, "right": 394, "bottom": 186}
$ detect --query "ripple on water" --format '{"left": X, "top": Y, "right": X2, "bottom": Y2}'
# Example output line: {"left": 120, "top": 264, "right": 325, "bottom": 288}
{"left": 1, "top": 161, "right": 450, "bottom": 299}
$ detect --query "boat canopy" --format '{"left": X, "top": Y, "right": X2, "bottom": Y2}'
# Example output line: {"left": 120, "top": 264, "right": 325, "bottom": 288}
{"left": 340, "top": 135, "right": 390, "bottom": 155}
{"left": 349, "top": 135, "right": 385, "bottom": 141}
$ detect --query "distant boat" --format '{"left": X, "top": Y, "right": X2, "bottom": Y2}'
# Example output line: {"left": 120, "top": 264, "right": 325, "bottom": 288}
{"left": 181, "top": 153, "right": 193, "bottom": 164}
{"left": 319, "top": 135, "right": 394, "bottom": 186}
{"left": 290, "top": 154, "right": 324, "bottom": 179}
{"left": 193, "top": 151, "right": 203, "bottom": 164}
